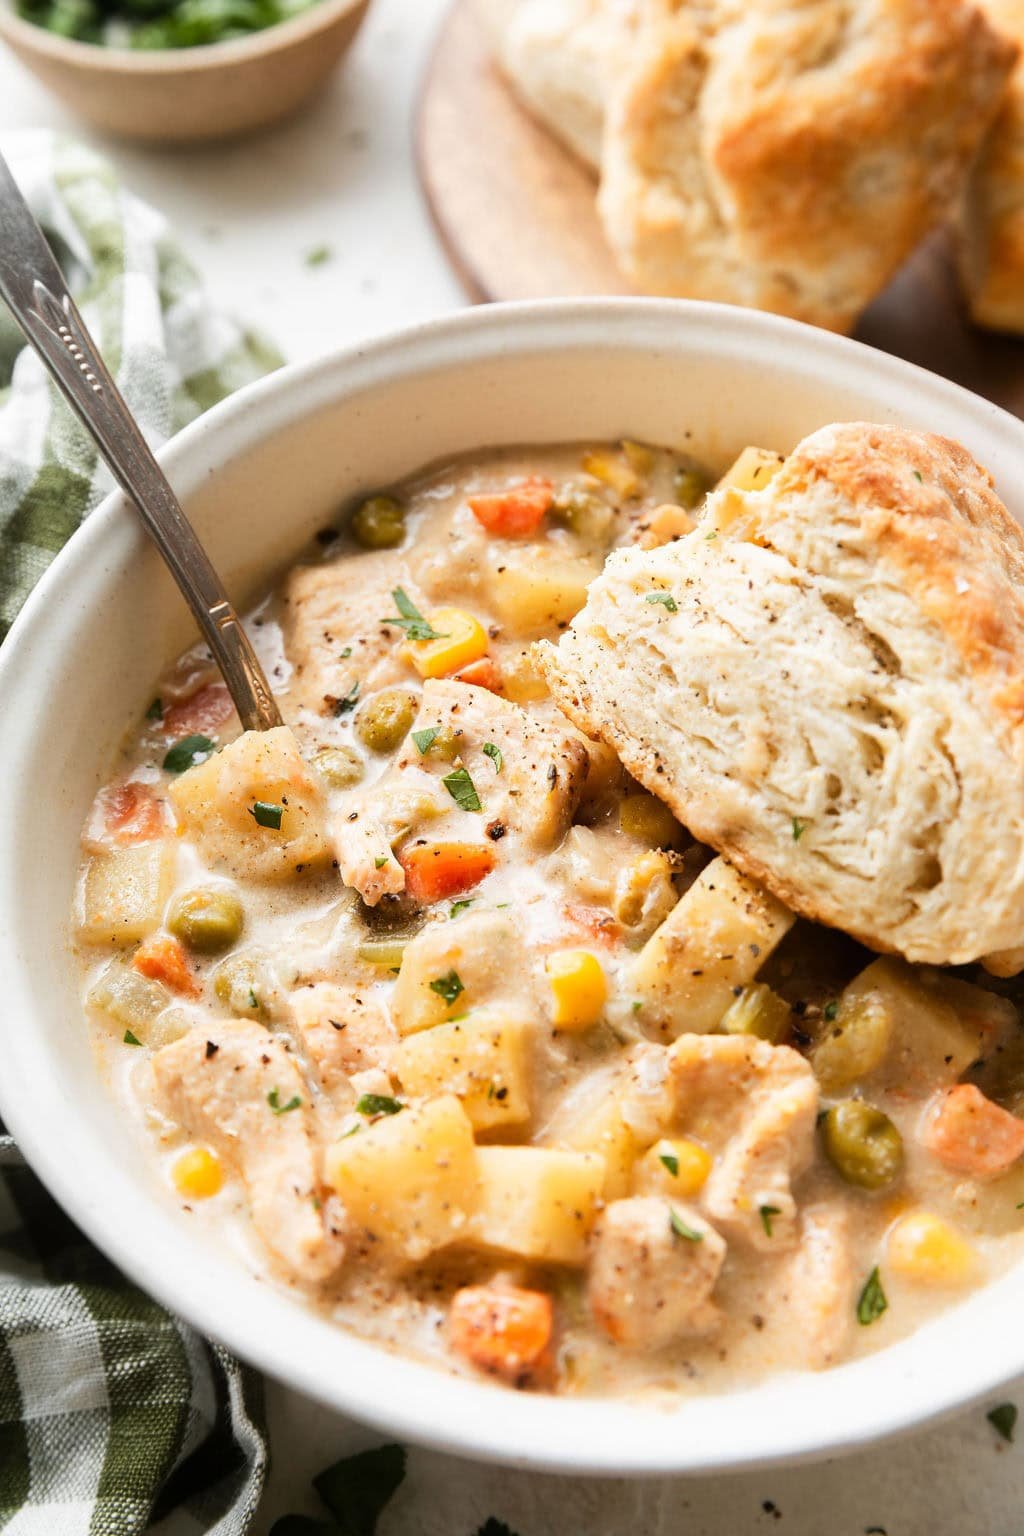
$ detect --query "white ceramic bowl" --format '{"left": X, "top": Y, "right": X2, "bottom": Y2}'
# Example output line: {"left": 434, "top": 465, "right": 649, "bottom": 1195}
{"left": 2, "top": 300, "right": 1023, "bottom": 1477}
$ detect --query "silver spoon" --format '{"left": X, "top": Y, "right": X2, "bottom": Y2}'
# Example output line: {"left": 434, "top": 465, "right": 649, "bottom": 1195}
{"left": 0, "top": 151, "right": 282, "bottom": 733}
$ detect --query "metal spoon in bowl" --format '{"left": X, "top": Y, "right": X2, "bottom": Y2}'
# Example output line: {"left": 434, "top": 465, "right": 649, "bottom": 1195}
{"left": 0, "top": 152, "right": 282, "bottom": 733}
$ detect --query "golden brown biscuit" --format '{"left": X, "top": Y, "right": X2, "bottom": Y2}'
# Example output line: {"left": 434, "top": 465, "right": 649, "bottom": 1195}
{"left": 960, "top": 0, "right": 1024, "bottom": 334}
{"left": 541, "top": 422, "right": 1024, "bottom": 965}
{"left": 598, "top": 0, "right": 1017, "bottom": 331}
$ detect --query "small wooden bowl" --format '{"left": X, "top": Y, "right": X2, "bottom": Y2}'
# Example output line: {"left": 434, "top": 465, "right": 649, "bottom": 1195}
{"left": 0, "top": 0, "right": 370, "bottom": 142}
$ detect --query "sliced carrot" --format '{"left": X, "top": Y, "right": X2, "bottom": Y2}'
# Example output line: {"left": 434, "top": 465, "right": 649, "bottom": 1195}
{"left": 399, "top": 842, "right": 495, "bottom": 905}
{"left": 133, "top": 935, "right": 200, "bottom": 998}
{"left": 921, "top": 1083, "right": 1024, "bottom": 1177}
{"left": 448, "top": 1283, "right": 554, "bottom": 1387}
{"left": 162, "top": 682, "right": 234, "bottom": 740}
{"left": 454, "top": 656, "right": 504, "bottom": 693}
{"left": 468, "top": 476, "right": 554, "bottom": 538}
{"left": 92, "top": 780, "right": 168, "bottom": 846}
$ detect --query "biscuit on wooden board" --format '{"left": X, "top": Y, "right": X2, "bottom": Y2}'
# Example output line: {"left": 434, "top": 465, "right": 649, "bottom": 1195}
{"left": 961, "top": 0, "right": 1024, "bottom": 335}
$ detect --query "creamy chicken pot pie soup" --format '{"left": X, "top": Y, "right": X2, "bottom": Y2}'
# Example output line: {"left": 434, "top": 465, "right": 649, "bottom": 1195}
{"left": 75, "top": 440, "right": 1024, "bottom": 1398}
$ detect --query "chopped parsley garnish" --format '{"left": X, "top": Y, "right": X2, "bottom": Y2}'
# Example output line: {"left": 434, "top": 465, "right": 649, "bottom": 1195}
{"left": 305, "top": 243, "right": 333, "bottom": 267}
{"left": 645, "top": 591, "right": 678, "bottom": 612}
{"left": 163, "top": 734, "right": 216, "bottom": 773}
{"left": 632, "top": 999, "right": 643, "bottom": 1014}
{"left": 913, "top": 469, "right": 923, "bottom": 483}
{"left": 669, "top": 1208, "right": 703, "bottom": 1243}
{"left": 356, "top": 1093, "right": 403, "bottom": 1118}
{"left": 250, "top": 800, "right": 284, "bottom": 830}
{"left": 333, "top": 680, "right": 360, "bottom": 715}
{"left": 340, "top": 646, "right": 352, "bottom": 658}
{"left": 380, "top": 588, "right": 447, "bottom": 643}
{"left": 248, "top": 987, "right": 259, "bottom": 1011}
{"left": 443, "top": 766, "right": 482, "bottom": 812}
{"left": 429, "top": 969, "right": 465, "bottom": 1006}
{"left": 856, "top": 1266, "right": 887, "bottom": 1326}
{"left": 988, "top": 1402, "right": 1018, "bottom": 1443}
{"left": 823, "top": 1000, "right": 839, "bottom": 1023}
{"left": 659, "top": 1152, "right": 679, "bottom": 1178}
{"left": 412, "top": 726, "right": 440, "bottom": 755}
{"left": 759, "top": 1204, "right": 781, "bottom": 1237}
{"left": 374, "top": 855, "right": 388, "bottom": 869}
{"left": 267, "top": 1089, "right": 302, "bottom": 1115}
{"left": 123, "top": 1029, "right": 142, "bottom": 1047}
{"left": 792, "top": 817, "right": 806, "bottom": 842}
{"left": 145, "top": 697, "right": 163, "bottom": 722}
{"left": 482, "top": 742, "right": 503, "bottom": 773}
{"left": 450, "top": 899, "right": 475, "bottom": 919}
{"left": 704, "top": 530, "right": 718, "bottom": 541}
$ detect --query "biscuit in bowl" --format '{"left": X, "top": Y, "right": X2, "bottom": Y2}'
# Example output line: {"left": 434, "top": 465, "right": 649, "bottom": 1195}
{"left": 541, "top": 421, "right": 1024, "bottom": 965}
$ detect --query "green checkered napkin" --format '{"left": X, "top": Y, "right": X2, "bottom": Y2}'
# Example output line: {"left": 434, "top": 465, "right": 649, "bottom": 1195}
{"left": 0, "top": 130, "right": 280, "bottom": 1533}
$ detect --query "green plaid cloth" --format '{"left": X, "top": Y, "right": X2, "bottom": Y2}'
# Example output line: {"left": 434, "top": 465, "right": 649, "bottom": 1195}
{"left": 0, "top": 130, "right": 280, "bottom": 1533}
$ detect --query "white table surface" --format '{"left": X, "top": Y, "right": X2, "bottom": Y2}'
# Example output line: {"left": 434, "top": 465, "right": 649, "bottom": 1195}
{"left": 3, "top": 4, "right": 1024, "bottom": 1530}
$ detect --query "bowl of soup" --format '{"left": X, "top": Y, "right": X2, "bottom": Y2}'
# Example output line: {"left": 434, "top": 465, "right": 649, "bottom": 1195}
{"left": 2, "top": 299, "right": 1024, "bottom": 1474}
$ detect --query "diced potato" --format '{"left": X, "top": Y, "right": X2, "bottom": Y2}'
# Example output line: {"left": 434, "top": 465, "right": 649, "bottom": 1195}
{"left": 886, "top": 1211, "right": 980, "bottom": 1288}
{"left": 324, "top": 1095, "right": 479, "bottom": 1264}
{"left": 582, "top": 447, "right": 641, "bottom": 498}
{"left": 394, "top": 1009, "right": 532, "bottom": 1133}
{"left": 716, "top": 446, "right": 786, "bottom": 493}
{"left": 837, "top": 959, "right": 1015, "bottom": 1097}
{"left": 629, "top": 856, "right": 795, "bottom": 1039}
{"left": 546, "top": 950, "right": 607, "bottom": 1031}
{"left": 403, "top": 608, "right": 488, "bottom": 680}
{"left": 485, "top": 547, "right": 598, "bottom": 635}
{"left": 633, "top": 1137, "right": 712, "bottom": 1198}
{"left": 470, "top": 1145, "right": 605, "bottom": 1265}
{"left": 392, "top": 911, "right": 523, "bottom": 1036}
{"left": 540, "top": 1069, "right": 637, "bottom": 1200}
{"left": 87, "top": 959, "right": 169, "bottom": 1028}
{"left": 169, "top": 726, "right": 331, "bottom": 883}
{"left": 79, "top": 841, "right": 175, "bottom": 946}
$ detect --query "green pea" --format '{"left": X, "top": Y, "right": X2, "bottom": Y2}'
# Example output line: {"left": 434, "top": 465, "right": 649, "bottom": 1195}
{"left": 168, "top": 888, "right": 244, "bottom": 954}
{"left": 674, "top": 467, "right": 710, "bottom": 511}
{"left": 314, "top": 744, "right": 364, "bottom": 789}
{"left": 351, "top": 495, "right": 406, "bottom": 550}
{"left": 355, "top": 689, "right": 418, "bottom": 754}
{"left": 822, "top": 1100, "right": 903, "bottom": 1191}
{"left": 812, "top": 992, "right": 893, "bottom": 1093}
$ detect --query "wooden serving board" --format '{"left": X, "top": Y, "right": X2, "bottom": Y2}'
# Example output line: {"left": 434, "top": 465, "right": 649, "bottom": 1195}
{"left": 418, "top": 0, "right": 1024, "bottom": 419}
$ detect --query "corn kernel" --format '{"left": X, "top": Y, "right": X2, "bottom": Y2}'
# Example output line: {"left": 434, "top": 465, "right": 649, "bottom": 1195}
{"left": 172, "top": 1146, "right": 223, "bottom": 1200}
{"left": 716, "top": 446, "right": 786, "bottom": 493}
{"left": 546, "top": 949, "right": 607, "bottom": 1031}
{"left": 639, "top": 1137, "right": 713, "bottom": 1197}
{"left": 638, "top": 503, "right": 696, "bottom": 549}
{"left": 619, "top": 793, "right": 681, "bottom": 848}
{"left": 403, "top": 607, "right": 488, "bottom": 679}
{"left": 582, "top": 449, "right": 640, "bottom": 499}
{"left": 886, "top": 1211, "right": 979, "bottom": 1287}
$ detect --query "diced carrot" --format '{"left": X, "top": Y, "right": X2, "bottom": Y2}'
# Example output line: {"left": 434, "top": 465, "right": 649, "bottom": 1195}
{"left": 562, "top": 903, "right": 622, "bottom": 950}
{"left": 92, "top": 780, "right": 168, "bottom": 846}
{"left": 399, "top": 842, "right": 495, "bottom": 905}
{"left": 468, "top": 476, "right": 554, "bottom": 538}
{"left": 454, "top": 656, "right": 504, "bottom": 693}
{"left": 448, "top": 1283, "right": 554, "bottom": 1387}
{"left": 921, "top": 1083, "right": 1024, "bottom": 1177}
{"left": 132, "top": 934, "right": 200, "bottom": 998}
{"left": 162, "top": 682, "right": 234, "bottom": 740}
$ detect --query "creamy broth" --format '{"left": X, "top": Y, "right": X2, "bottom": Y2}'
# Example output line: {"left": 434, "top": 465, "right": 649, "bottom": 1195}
{"left": 75, "top": 440, "right": 1024, "bottom": 1400}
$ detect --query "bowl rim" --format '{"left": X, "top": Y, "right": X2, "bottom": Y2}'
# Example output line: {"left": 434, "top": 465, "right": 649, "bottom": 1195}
{"left": 0, "top": 0, "right": 367, "bottom": 71}
{"left": 3, "top": 297, "right": 1024, "bottom": 1476}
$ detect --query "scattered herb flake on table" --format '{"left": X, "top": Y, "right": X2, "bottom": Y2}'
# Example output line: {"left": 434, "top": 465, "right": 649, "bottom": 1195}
{"left": 988, "top": 1402, "right": 1018, "bottom": 1442}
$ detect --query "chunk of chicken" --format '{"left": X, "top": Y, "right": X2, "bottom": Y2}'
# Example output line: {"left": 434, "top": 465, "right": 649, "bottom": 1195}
{"left": 397, "top": 680, "right": 589, "bottom": 852}
{"left": 152, "top": 1020, "right": 344, "bottom": 1283}
{"left": 331, "top": 775, "right": 446, "bottom": 906}
{"left": 785, "top": 1206, "right": 853, "bottom": 1370}
{"left": 588, "top": 1196, "right": 725, "bottom": 1349}
{"left": 283, "top": 552, "right": 424, "bottom": 716}
{"left": 670, "top": 1034, "right": 818, "bottom": 1251}
{"left": 286, "top": 982, "right": 397, "bottom": 1097}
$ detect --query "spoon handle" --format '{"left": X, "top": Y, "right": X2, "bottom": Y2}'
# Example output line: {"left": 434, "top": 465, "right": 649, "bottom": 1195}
{"left": 0, "top": 153, "right": 282, "bottom": 733}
